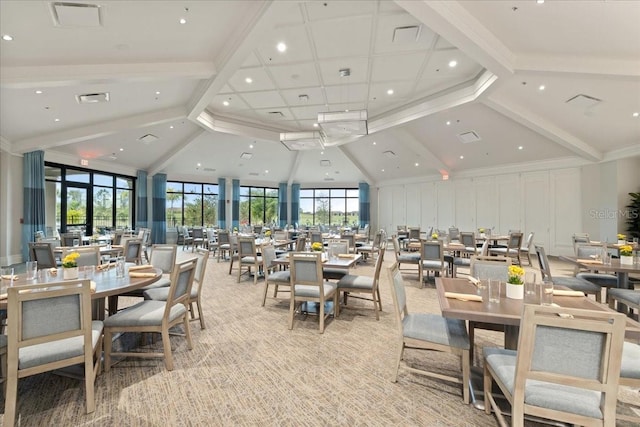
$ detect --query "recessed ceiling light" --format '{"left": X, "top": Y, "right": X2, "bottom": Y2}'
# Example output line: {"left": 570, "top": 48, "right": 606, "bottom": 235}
{"left": 265, "top": 169, "right": 269, "bottom": 174}
{"left": 518, "top": 146, "right": 524, "bottom": 150}
{"left": 381, "top": 169, "right": 385, "bottom": 172}
{"left": 2, "top": 34, "right": 13, "bottom": 41}
{"left": 537, "top": 0, "right": 545, "bottom": 4}
{"left": 633, "top": 112, "right": 639, "bottom": 117}
{"left": 249, "top": 144, "right": 254, "bottom": 149}
{"left": 448, "top": 60, "right": 457, "bottom": 68}
{"left": 223, "top": 100, "right": 229, "bottom": 106}
{"left": 245, "top": 77, "right": 253, "bottom": 84}
{"left": 446, "top": 121, "right": 451, "bottom": 126}
{"left": 169, "top": 125, "right": 174, "bottom": 129}
{"left": 54, "top": 118, "right": 60, "bottom": 122}
{"left": 414, "top": 162, "right": 419, "bottom": 167}
{"left": 320, "top": 151, "right": 324, "bottom": 155}
{"left": 155, "top": 91, "right": 160, "bottom": 95}
{"left": 35, "top": 90, "right": 43, "bottom": 94}
{"left": 387, "top": 89, "right": 394, "bottom": 95}
{"left": 372, "top": 141, "right": 376, "bottom": 145}
{"left": 277, "top": 42, "right": 286, "bottom": 52}
{"left": 197, "top": 163, "right": 201, "bottom": 167}
{"left": 459, "top": 155, "right": 464, "bottom": 159}
{"left": 313, "top": 123, "right": 318, "bottom": 127}
{"left": 119, "top": 148, "right": 124, "bottom": 152}
{"left": 179, "top": 18, "right": 186, "bottom": 24}
{"left": 325, "top": 172, "right": 329, "bottom": 176}
{"left": 538, "top": 85, "right": 545, "bottom": 91}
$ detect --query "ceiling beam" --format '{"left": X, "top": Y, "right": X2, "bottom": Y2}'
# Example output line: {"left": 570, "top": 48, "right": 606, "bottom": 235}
{"left": 483, "top": 98, "right": 603, "bottom": 162}
{"left": 187, "top": 1, "right": 286, "bottom": 121}
{"left": 287, "top": 151, "right": 303, "bottom": 186}
{"left": 147, "top": 129, "right": 206, "bottom": 176}
{"left": 195, "top": 110, "right": 281, "bottom": 142}
{"left": 0, "top": 63, "right": 216, "bottom": 88}
{"left": 395, "top": 0, "right": 514, "bottom": 79}
{"left": 338, "top": 146, "right": 376, "bottom": 185}
{"left": 515, "top": 55, "right": 640, "bottom": 79}
{"left": 389, "top": 128, "right": 450, "bottom": 177}
{"left": 14, "top": 106, "right": 186, "bottom": 153}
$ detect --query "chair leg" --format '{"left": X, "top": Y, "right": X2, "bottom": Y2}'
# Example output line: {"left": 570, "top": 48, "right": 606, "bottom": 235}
{"left": 461, "top": 349, "right": 470, "bottom": 405}
{"left": 104, "top": 329, "right": 112, "bottom": 372}
{"left": 261, "top": 282, "right": 269, "bottom": 306}
{"left": 372, "top": 289, "right": 379, "bottom": 321}
{"left": 319, "top": 298, "right": 325, "bottom": 333}
{"left": 183, "top": 315, "right": 193, "bottom": 350}
{"left": 392, "top": 340, "right": 404, "bottom": 382}
{"left": 288, "top": 298, "right": 296, "bottom": 330}
{"left": 196, "top": 299, "right": 206, "bottom": 329}
{"left": 161, "top": 329, "right": 174, "bottom": 371}
{"left": 4, "top": 364, "right": 18, "bottom": 427}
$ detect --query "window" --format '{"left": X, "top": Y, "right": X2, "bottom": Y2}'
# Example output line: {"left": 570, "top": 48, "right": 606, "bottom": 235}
{"left": 239, "top": 186, "right": 278, "bottom": 225}
{"left": 166, "top": 181, "right": 218, "bottom": 228}
{"left": 299, "top": 188, "right": 359, "bottom": 227}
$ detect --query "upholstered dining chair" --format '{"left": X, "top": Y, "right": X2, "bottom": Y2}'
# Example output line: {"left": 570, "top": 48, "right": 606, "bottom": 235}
{"left": 356, "top": 230, "right": 382, "bottom": 262}
{"left": 144, "top": 248, "right": 210, "bottom": 330}
{"left": 607, "top": 288, "right": 639, "bottom": 319}
{"left": 60, "top": 232, "right": 81, "bottom": 247}
{"left": 336, "top": 245, "right": 386, "bottom": 320}
{"left": 237, "top": 236, "right": 262, "bottom": 284}
{"left": 535, "top": 245, "right": 602, "bottom": 302}
{"left": 260, "top": 244, "right": 291, "bottom": 307}
{"left": 519, "top": 231, "right": 535, "bottom": 266}
{"left": 387, "top": 264, "right": 470, "bottom": 404}
{"left": 289, "top": 252, "right": 338, "bottom": 333}
{"left": 574, "top": 246, "right": 618, "bottom": 294}
{"left": 419, "top": 240, "right": 449, "bottom": 286}
{"left": 489, "top": 232, "right": 523, "bottom": 265}
{"left": 618, "top": 341, "right": 640, "bottom": 423}
{"left": 323, "top": 239, "right": 350, "bottom": 281}
{"left": 63, "top": 246, "right": 100, "bottom": 267}
{"left": 4, "top": 280, "right": 103, "bottom": 427}
{"left": 104, "top": 257, "right": 197, "bottom": 371}
{"left": 28, "top": 241, "right": 59, "bottom": 269}
{"left": 483, "top": 304, "right": 625, "bottom": 427}
{"left": 216, "top": 230, "right": 231, "bottom": 262}
{"left": 391, "top": 234, "right": 420, "bottom": 273}
{"left": 123, "top": 238, "right": 143, "bottom": 265}
{"left": 190, "top": 228, "right": 205, "bottom": 252}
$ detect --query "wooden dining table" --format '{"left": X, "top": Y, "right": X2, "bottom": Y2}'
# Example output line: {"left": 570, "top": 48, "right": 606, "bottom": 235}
{"left": 559, "top": 255, "right": 640, "bottom": 290}
{"left": 272, "top": 252, "right": 362, "bottom": 269}
{"left": 1, "top": 265, "right": 162, "bottom": 320}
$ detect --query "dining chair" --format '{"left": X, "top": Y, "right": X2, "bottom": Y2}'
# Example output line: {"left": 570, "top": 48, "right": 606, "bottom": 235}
{"left": 448, "top": 227, "right": 460, "bottom": 242}
{"left": 295, "top": 235, "right": 307, "bottom": 252}
{"left": 356, "top": 230, "right": 382, "bottom": 262}
{"left": 391, "top": 234, "right": 420, "bottom": 273}
{"left": 607, "top": 288, "right": 639, "bottom": 319}
{"left": 104, "top": 257, "right": 197, "bottom": 371}
{"left": 572, "top": 232, "right": 590, "bottom": 254}
{"left": 28, "top": 241, "right": 59, "bottom": 269}
{"left": 190, "top": 228, "right": 205, "bottom": 252}
{"left": 310, "top": 231, "right": 323, "bottom": 245}
{"left": 289, "top": 252, "right": 338, "bottom": 333}
{"left": 336, "top": 244, "right": 386, "bottom": 320}
{"left": 489, "top": 232, "right": 523, "bottom": 265}
{"left": 123, "top": 238, "right": 143, "bottom": 265}
{"left": 535, "top": 245, "right": 602, "bottom": 302}
{"left": 227, "top": 234, "right": 239, "bottom": 275}
{"left": 60, "top": 232, "right": 81, "bottom": 247}
{"left": 573, "top": 246, "right": 618, "bottom": 295}
{"left": 63, "top": 246, "right": 101, "bottom": 267}
{"left": 216, "top": 230, "right": 231, "bottom": 262}
{"left": 519, "top": 231, "right": 535, "bottom": 266}
{"left": 237, "top": 236, "right": 262, "bottom": 284}
{"left": 387, "top": 264, "right": 470, "bottom": 404}
{"left": 323, "top": 239, "right": 350, "bottom": 281}
{"left": 112, "top": 230, "right": 124, "bottom": 245}
{"left": 452, "top": 232, "right": 481, "bottom": 277}
{"left": 340, "top": 232, "right": 356, "bottom": 253}
{"left": 419, "top": 240, "right": 449, "bottom": 287}
{"left": 4, "top": 280, "right": 103, "bottom": 427}
{"left": 144, "top": 248, "right": 210, "bottom": 329}
{"left": 618, "top": 341, "right": 640, "bottom": 423}
{"left": 181, "top": 226, "right": 193, "bottom": 251}
{"left": 260, "top": 244, "right": 291, "bottom": 306}
{"left": 483, "top": 304, "right": 625, "bottom": 427}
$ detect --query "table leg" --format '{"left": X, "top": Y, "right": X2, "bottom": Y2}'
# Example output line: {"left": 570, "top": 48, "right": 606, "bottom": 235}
{"left": 504, "top": 325, "right": 520, "bottom": 350}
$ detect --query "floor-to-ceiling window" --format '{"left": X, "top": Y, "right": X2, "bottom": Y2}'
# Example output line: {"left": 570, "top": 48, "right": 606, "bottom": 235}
{"left": 299, "top": 188, "right": 359, "bottom": 227}
{"left": 44, "top": 163, "right": 135, "bottom": 235}
{"left": 166, "top": 181, "right": 218, "bottom": 227}
{"left": 239, "top": 186, "right": 278, "bottom": 226}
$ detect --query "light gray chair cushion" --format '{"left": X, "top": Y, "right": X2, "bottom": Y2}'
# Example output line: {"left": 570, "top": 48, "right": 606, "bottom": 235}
{"left": 268, "top": 270, "right": 290, "bottom": 283}
{"left": 608, "top": 288, "right": 640, "bottom": 305}
{"left": 452, "top": 257, "right": 471, "bottom": 267}
{"left": 337, "top": 275, "right": 374, "bottom": 290}
{"left": 422, "top": 260, "right": 448, "bottom": 269}
{"left": 552, "top": 276, "right": 601, "bottom": 293}
{"left": 0, "top": 334, "right": 7, "bottom": 349}
{"left": 621, "top": 342, "right": 640, "bottom": 379}
{"left": 484, "top": 347, "right": 603, "bottom": 419}
{"left": 403, "top": 313, "right": 469, "bottom": 350}
{"left": 293, "top": 282, "right": 337, "bottom": 298}
{"left": 144, "top": 287, "right": 197, "bottom": 301}
{"left": 103, "top": 300, "right": 186, "bottom": 327}
{"left": 19, "top": 320, "right": 103, "bottom": 370}
{"left": 576, "top": 272, "right": 618, "bottom": 288}
{"left": 398, "top": 254, "right": 420, "bottom": 262}
{"left": 240, "top": 256, "right": 262, "bottom": 264}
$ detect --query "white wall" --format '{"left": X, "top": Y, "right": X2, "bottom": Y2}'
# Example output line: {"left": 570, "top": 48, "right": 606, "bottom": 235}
{"left": 0, "top": 149, "right": 24, "bottom": 266}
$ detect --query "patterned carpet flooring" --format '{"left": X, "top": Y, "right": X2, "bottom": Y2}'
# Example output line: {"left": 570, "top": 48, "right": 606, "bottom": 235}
{"left": 2, "top": 252, "right": 639, "bottom": 426}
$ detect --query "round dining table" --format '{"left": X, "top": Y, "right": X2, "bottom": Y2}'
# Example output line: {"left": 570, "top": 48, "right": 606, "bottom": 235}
{"left": 1, "top": 265, "right": 162, "bottom": 320}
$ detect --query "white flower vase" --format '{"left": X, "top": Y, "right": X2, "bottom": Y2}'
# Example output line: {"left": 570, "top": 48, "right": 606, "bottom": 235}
{"left": 620, "top": 255, "right": 633, "bottom": 265}
{"left": 506, "top": 283, "right": 524, "bottom": 299}
{"left": 618, "top": 239, "right": 626, "bottom": 245}
{"left": 63, "top": 267, "right": 79, "bottom": 280}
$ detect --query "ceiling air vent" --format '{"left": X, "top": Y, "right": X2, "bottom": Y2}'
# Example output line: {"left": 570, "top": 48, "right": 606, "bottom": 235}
{"left": 137, "top": 134, "right": 158, "bottom": 144}
{"left": 51, "top": 2, "right": 102, "bottom": 27}
{"left": 457, "top": 131, "right": 481, "bottom": 144}
{"left": 267, "top": 111, "right": 284, "bottom": 118}
{"left": 249, "top": 172, "right": 260, "bottom": 177}
{"left": 383, "top": 150, "right": 396, "bottom": 158}
{"left": 240, "top": 152, "right": 253, "bottom": 160}
{"left": 565, "top": 94, "right": 602, "bottom": 109}
{"left": 324, "top": 177, "right": 335, "bottom": 181}
{"left": 320, "top": 160, "right": 331, "bottom": 167}
{"left": 76, "top": 92, "right": 109, "bottom": 104}
{"left": 392, "top": 25, "right": 421, "bottom": 43}
{"left": 203, "top": 167, "right": 216, "bottom": 172}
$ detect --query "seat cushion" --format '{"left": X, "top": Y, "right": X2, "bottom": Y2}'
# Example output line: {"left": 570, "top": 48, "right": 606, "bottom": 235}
{"left": 608, "top": 288, "right": 640, "bottom": 306}
{"left": 337, "top": 275, "right": 374, "bottom": 290}
{"left": 576, "top": 273, "right": 618, "bottom": 288}
{"left": 294, "top": 282, "right": 337, "bottom": 298}
{"left": 144, "top": 287, "right": 198, "bottom": 301}
{"left": 452, "top": 257, "right": 471, "bottom": 266}
{"left": 552, "top": 276, "right": 601, "bottom": 293}
{"left": 484, "top": 347, "right": 602, "bottom": 419}
{"left": 398, "top": 254, "right": 420, "bottom": 263}
{"left": 402, "top": 313, "right": 469, "bottom": 350}
{"left": 621, "top": 342, "right": 640, "bottom": 379}
{"left": 268, "top": 270, "right": 290, "bottom": 283}
{"left": 241, "top": 256, "right": 262, "bottom": 264}
{"left": 104, "top": 300, "right": 186, "bottom": 327}
{"left": 19, "top": 321, "right": 103, "bottom": 370}
{"left": 422, "top": 260, "right": 448, "bottom": 269}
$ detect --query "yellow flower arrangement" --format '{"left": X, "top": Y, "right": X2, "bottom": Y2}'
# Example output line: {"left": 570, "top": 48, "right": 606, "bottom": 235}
{"left": 431, "top": 232, "right": 438, "bottom": 239}
{"left": 507, "top": 265, "right": 525, "bottom": 284}
{"left": 311, "top": 242, "right": 323, "bottom": 252}
{"left": 264, "top": 230, "right": 271, "bottom": 237}
{"left": 62, "top": 252, "right": 80, "bottom": 268}
{"left": 619, "top": 245, "right": 633, "bottom": 257}
{"left": 478, "top": 228, "right": 485, "bottom": 233}
{"left": 617, "top": 233, "right": 626, "bottom": 240}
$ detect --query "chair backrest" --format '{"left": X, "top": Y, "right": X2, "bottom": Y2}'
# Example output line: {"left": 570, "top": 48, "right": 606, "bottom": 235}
{"left": 7, "top": 280, "right": 94, "bottom": 383}
{"left": 164, "top": 258, "right": 197, "bottom": 317}
{"left": 448, "top": 227, "right": 460, "bottom": 241}
{"left": 34, "top": 230, "right": 45, "bottom": 241}
{"left": 372, "top": 246, "right": 386, "bottom": 287}
{"left": 387, "top": 264, "right": 409, "bottom": 330}
{"left": 150, "top": 244, "right": 177, "bottom": 274}
{"left": 576, "top": 245, "right": 602, "bottom": 258}
{"left": 572, "top": 233, "right": 590, "bottom": 245}
{"left": 479, "top": 239, "right": 490, "bottom": 256}
{"left": 238, "top": 237, "right": 257, "bottom": 258}
{"left": 507, "top": 232, "right": 523, "bottom": 250}
{"left": 523, "top": 231, "right": 535, "bottom": 249}
{"left": 513, "top": 304, "right": 625, "bottom": 423}
{"left": 340, "top": 233, "right": 355, "bottom": 252}
{"left": 217, "top": 230, "right": 230, "bottom": 245}
{"left": 290, "top": 252, "right": 324, "bottom": 291}
{"left": 310, "top": 231, "right": 323, "bottom": 244}
{"left": 124, "top": 239, "right": 143, "bottom": 264}
{"left": 64, "top": 246, "right": 100, "bottom": 267}
{"left": 192, "top": 248, "right": 209, "bottom": 295}
{"left": 327, "top": 239, "right": 349, "bottom": 256}
{"left": 191, "top": 228, "right": 204, "bottom": 239}
{"left": 29, "top": 241, "right": 56, "bottom": 268}
{"left": 273, "top": 231, "right": 287, "bottom": 241}
{"left": 113, "top": 230, "right": 124, "bottom": 245}
{"left": 391, "top": 234, "right": 401, "bottom": 258}
{"left": 408, "top": 227, "right": 421, "bottom": 240}
{"left": 261, "top": 244, "right": 277, "bottom": 272}
{"left": 534, "top": 245, "right": 553, "bottom": 280}
{"left": 470, "top": 256, "right": 510, "bottom": 281}
{"left": 61, "top": 232, "right": 81, "bottom": 247}
{"left": 421, "top": 240, "right": 443, "bottom": 262}
{"left": 371, "top": 230, "right": 383, "bottom": 248}
{"left": 459, "top": 232, "right": 476, "bottom": 248}
{"left": 295, "top": 236, "right": 306, "bottom": 252}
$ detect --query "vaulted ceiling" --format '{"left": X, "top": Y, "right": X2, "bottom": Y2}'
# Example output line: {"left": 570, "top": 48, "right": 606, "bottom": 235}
{"left": 1, "top": 0, "right": 639, "bottom": 186}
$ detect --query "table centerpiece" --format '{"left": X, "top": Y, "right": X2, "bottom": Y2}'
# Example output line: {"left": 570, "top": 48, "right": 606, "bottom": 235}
{"left": 62, "top": 251, "right": 80, "bottom": 280}
{"left": 506, "top": 265, "right": 525, "bottom": 299}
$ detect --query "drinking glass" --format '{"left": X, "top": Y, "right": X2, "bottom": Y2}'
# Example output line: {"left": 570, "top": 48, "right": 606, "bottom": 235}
{"left": 488, "top": 278, "right": 501, "bottom": 303}
{"left": 26, "top": 261, "right": 37, "bottom": 280}
{"left": 73, "top": 238, "right": 80, "bottom": 247}
{"left": 524, "top": 272, "right": 536, "bottom": 297}
{"left": 540, "top": 279, "right": 553, "bottom": 306}
{"left": 1, "top": 267, "right": 15, "bottom": 293}
{"left": 115, "top": 257, "right": 125, "bottom": 278}
{"left": 476, "top": 278, "right": 488, "bottom": 299}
